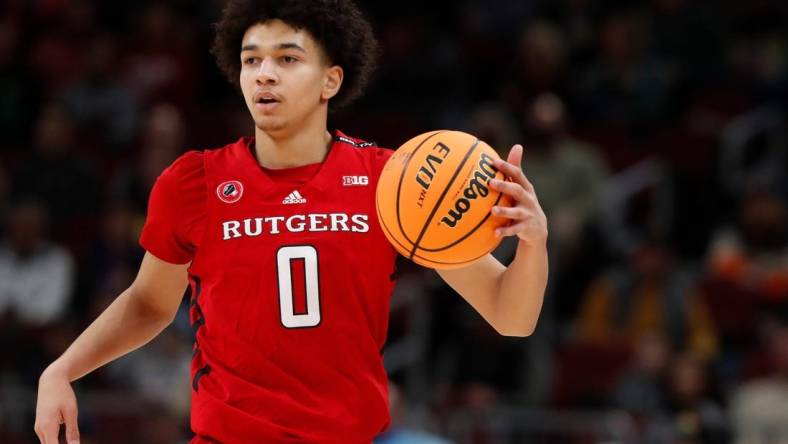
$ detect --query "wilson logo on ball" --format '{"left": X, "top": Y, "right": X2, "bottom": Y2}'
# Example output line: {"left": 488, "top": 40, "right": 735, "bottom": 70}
{"left": 440, "top": 153, "right": 497, "bottom": 228}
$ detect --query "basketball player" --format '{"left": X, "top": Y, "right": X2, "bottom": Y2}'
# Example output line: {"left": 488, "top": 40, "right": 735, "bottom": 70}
{"left": 34, "top": 1, "right": 548, "bottom": 443}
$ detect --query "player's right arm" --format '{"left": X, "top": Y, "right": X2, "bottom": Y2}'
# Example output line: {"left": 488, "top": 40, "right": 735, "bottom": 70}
{"left": 35, "top": 150, "right": 203, "bottom": 444}
{"left": 34, "top": 251, "right": 189, "bottom": 444}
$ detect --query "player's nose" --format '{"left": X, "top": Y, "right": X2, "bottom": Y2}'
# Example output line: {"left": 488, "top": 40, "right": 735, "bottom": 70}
{"left": 255, "top": 57, "right": 279, "bottom": 85}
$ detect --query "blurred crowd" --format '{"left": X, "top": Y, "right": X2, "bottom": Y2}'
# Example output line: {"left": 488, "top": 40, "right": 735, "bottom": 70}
{"left": 1, "top": 0, "right": 787, "bottom": 443}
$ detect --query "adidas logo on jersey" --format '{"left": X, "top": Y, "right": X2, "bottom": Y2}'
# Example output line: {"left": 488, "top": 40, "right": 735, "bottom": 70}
{"left": 282, "top": 190, "right": 307, "bottom": 205}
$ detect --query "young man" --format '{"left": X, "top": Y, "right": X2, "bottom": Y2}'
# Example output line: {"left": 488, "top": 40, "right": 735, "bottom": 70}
{"left": 34, "top": 1, "right": 548, "bottom": 443}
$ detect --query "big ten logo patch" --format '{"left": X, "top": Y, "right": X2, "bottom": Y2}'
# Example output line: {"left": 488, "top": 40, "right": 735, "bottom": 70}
{"left": 342, "top": 176, "right": 369, "bottom": 187}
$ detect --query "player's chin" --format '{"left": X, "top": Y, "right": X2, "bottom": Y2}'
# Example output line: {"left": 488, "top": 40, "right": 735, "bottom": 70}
{"left": 253, "top": 115, "right": 288, "bottom": 132}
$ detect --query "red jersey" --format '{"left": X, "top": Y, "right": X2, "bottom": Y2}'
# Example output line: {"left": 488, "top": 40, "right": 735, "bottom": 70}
{"left": 139, "top": 131, "right": 398, "bottom": 443}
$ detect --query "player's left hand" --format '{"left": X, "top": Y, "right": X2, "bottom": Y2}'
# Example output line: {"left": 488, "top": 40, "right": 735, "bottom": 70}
{"left": 488, "top": 144, "right": 548, "bottom": 246}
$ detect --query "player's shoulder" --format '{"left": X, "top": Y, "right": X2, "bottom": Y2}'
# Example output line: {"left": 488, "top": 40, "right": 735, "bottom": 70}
{"left": 162, "top": 138, "right": 250, "bottom": 181}
{"left": 158, "top": 149, "right": 204, "bottom": 185}
{"left": 198, "top": 137, "right": 251, "bottom": 162}
{"left": 169, "top": 149, "right": 204, "bottom": 169}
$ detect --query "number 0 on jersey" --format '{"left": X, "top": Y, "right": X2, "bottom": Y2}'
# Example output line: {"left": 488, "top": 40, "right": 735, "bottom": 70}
{"left": 276, "top": 245, "right": 321, "bottom": 328}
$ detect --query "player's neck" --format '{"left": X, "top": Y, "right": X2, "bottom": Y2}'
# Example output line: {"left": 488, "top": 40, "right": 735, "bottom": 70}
{"left": 253, "top": 116, "right": 333, "bottom": 169}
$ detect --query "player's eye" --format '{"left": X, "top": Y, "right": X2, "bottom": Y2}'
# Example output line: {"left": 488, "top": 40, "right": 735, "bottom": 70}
{"left": 281, "top": 56, "right": 298, "bottom": 64}
{"left": 243, "top": 57, "right": 260, "bottom": 65}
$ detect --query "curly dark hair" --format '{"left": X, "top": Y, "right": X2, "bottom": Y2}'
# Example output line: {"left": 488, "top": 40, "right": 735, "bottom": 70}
{"left": 211, "top": 0, "right": 380, "bottom": 110}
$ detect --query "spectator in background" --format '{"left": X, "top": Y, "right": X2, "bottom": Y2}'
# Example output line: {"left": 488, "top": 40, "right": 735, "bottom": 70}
{"left": 532, "top": 0, "right": 598, "bottom": 59}
{"left": 704, "top": 190, "right": 788, "bottom": 359}
{"left": 105, "top": 325, "right": 192, "bottom": 419}
{"left": 110, "top": 103, "right": 186, "bottom": 214}
{"left": 27, "top": 0, "right": 96, "bottom": 98}
{"left": 500, "top": 20, "right": 568, "bottom": 111}
{"left": 719, "top": 107, "right": 788, "bottom": 202}
{"left": 460, "top": 93, "right": 608, "bottom": 403}
{"left": 0, "top": 199, "right": 74, "bottom": 326}
{"left": 576, "top": 239, "right": 718, "bottom": 361}
{"left": 60, "top": 34, "right": 139, "bottom": 150}
{"left": 648, "top": 0, "right": 726, "bottom": 91}
{"left": 516, "top": 92, "right": 608, "bottom": 324}
{"left": 83, "top": 264, "right": 192, "bottom": 439}
{"left": 573, "top": 8, "right": 674, "bottom": 126}
{"left": 518, "top": 92, "right": 608, "bottom": 256}
{"left": 0, "top": 17, "right": 35, "bottom": 151}
{"left": 75, "top": 201, "right": 144, "bottom": 317}
{"left": 708, "top": 191, "right": 788, "bottom": 304}
{"left": 86, "top": 202, "right": 143, "bottom": 283}
{"left": 730, "top": 322, "right": 788, "bottom": 444}
{"left": 464, "top": 104, "right": 522, "bottom": 157}
{"left": 727, "top": 27, "right": 788, "bottom": 103}
{"left": 614, "top": 339, "right": 728, "bottom": 444}
{"left": 612, "top": 333, "right": 672, "bottom": 417}
{"left": 651, "top": 352, "right": 727, "bottom": 444}
{"left": 122, "top": 2, "right": 199, "bottom": 106}
{"left": 10, "top": 103, "right": 99, "bottom": 241}
{"left": 516, "top": 21, "right": 566, "bottom": 96}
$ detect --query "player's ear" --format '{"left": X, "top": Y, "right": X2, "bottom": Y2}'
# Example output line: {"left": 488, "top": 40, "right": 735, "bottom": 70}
{"left": 321, "top": 65, "right": 343, "bottom": 101}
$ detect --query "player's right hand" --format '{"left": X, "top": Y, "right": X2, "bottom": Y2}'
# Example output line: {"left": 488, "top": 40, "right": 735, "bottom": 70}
{"left": 34, "top": 365, "right": 80, "bottom": 444}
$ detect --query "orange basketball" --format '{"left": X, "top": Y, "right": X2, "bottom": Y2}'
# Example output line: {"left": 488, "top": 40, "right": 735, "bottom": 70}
{"left": 376, "top": 130, "right": 513, "bottom": 269}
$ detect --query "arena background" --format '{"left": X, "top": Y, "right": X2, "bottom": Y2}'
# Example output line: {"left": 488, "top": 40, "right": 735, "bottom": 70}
{"left": 1, "top": 0, "right": 787, "bottom": 443}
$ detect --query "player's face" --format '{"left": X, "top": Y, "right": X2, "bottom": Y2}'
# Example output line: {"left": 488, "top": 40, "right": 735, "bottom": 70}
{"left": 239, "top": 20, "right": 343, "bottom": 135}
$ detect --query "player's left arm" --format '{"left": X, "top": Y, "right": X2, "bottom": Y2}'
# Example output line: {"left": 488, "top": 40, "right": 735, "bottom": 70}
{"left": 436, "top": 144, "right": 548, "bottom": 337}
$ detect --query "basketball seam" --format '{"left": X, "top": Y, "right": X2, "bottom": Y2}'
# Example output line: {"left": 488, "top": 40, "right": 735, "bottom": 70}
{"left": 376, "top": 192, "right": 416, "bottom": 254}
{"left": 379, "top": 204, "right": 493, "bottom": 266}
{"left": 409, "top": 138, "right": 481, "bottom": 259}
{"left": 379, "top": 191, "right": 488, "bottom": 266}
{"left": 395, "top": 130, "right": 447, "bottom": 246}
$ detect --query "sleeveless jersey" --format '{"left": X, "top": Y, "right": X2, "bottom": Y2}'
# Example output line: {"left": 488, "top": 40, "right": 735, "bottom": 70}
{"left": 139, "top": 131, "right": 398, "bottom": 443}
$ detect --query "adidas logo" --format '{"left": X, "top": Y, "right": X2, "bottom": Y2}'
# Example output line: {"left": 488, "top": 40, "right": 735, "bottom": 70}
{"left": 282, "top": 190, "right": 307, "bottom": 205}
